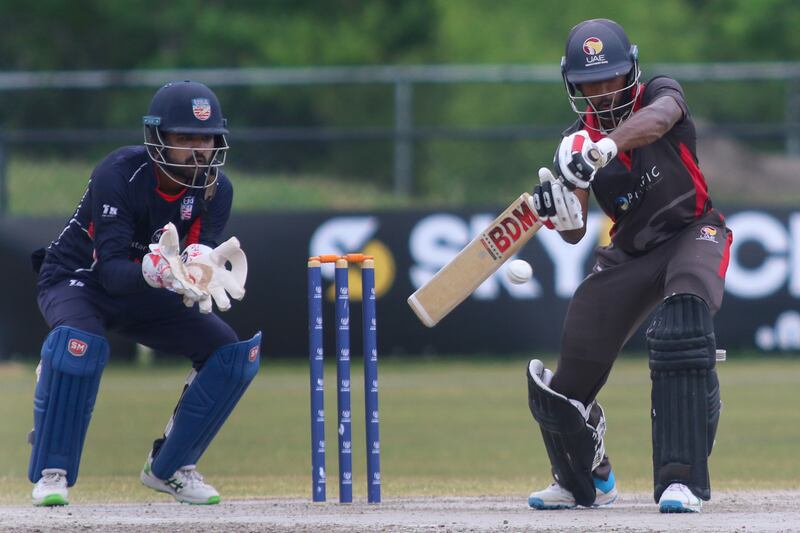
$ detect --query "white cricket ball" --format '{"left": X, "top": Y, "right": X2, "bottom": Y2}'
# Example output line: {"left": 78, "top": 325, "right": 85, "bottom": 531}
{"left": 506, "top": 259, "right": 533, "bottom": 285}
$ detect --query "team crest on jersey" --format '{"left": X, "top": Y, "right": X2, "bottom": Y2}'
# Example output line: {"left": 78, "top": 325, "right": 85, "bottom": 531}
{"left": 181, "top": 196, "right": 195, "bottom": 220}
{"left": 697, "top": 226, "right": 719, "bottom": 243}
{"left": 583, "top": 37, "right": 603, "bottom": 55}
{"left": 192, "top": 98, "right": 211, "bottom": 121}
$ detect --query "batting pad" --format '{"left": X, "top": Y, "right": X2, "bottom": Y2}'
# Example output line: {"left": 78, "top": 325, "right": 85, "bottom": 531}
{"left": 28, "top": 326, "right": 109, "bottom": 486}
{"left": 527, "top": 359, "right": 606, "bottom": 507}
{"left": 150, "top": 332, "right": 262, "bottom": 480}
{"left": 648, "top": 293, "right": 720, "bottom": 503}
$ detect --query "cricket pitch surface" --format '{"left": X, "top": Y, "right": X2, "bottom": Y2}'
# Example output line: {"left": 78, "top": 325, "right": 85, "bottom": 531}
{"left": 3, "top": 491, "right": 799, "bottom": 532}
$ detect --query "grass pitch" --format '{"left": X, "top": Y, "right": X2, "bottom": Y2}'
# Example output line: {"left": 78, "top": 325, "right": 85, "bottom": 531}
{"left": 1, "top": 356, "right": 798, "bottom": 505}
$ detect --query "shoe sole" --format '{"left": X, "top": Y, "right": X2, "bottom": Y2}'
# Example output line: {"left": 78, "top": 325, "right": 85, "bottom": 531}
{"left": 33, "top": 493, "right": 68, "bottom": 507}
{"left": 659, "top": 500, "right": 700, "bottom": 513}
{"left": 593, "top": 492, "right": 618, "bottom": 508}
{"left": 528, "top": 490, "right": 618, "bottom": 510}
{"left": 528, "top": 497, "right": 577, "bottom": 510}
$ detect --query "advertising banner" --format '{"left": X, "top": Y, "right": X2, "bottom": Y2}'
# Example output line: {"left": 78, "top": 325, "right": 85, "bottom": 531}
{"left": 1, "top": 207, "right": 798, "bottom": 359}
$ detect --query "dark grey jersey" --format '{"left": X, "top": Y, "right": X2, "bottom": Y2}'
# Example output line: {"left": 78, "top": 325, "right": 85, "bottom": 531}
{"left": 569, "top": 76, "right": 717, "bottom": 255}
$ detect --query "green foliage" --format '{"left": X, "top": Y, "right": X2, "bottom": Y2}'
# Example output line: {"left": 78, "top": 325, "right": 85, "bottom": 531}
{"left": 1, "top": 1, "right": 799, "bottom": 204}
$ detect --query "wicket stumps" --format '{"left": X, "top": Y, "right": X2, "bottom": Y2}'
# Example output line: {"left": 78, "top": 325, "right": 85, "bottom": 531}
{"left": 308, "top": 253, "right": 381, "bottom": 504}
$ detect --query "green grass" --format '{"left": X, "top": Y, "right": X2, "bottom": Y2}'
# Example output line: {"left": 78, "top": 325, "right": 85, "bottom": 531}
{"left": 1, "top": 356, "right": 798, "bottom": 505}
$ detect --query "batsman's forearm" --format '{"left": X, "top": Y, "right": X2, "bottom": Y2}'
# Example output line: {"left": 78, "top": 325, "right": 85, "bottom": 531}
{"left": 609, "top": 96, "right": 683, "bottom": 152}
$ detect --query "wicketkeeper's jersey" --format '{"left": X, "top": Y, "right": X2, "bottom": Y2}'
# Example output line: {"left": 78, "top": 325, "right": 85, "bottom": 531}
{"left": 41, "top": 146, "right": 233, "bottom": 294}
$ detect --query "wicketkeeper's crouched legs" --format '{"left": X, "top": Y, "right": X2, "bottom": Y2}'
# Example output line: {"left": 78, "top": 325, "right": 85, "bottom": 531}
{"left": 648, "top": 294, "right": 721, "bottom": 504}
{"left": 526, "top": 359, "right": 617, "bottom": 509}
{"left": 148, "top": 332, "right": 262, "bottom": 480}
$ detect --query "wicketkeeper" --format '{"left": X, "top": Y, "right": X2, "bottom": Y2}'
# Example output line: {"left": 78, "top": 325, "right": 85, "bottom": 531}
{"left": 526, "top": 19, "right": 730, "bottom": 513}
{"left": 28, "top": 81, "right": 260, "bottom": 506}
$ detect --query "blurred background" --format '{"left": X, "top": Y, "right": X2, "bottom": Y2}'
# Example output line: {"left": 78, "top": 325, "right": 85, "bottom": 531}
{"left": 1, "top": 0, "right": 799, "bottom": 505}
{"left": 1, "top": 0, "right": 799, "bottom": 359}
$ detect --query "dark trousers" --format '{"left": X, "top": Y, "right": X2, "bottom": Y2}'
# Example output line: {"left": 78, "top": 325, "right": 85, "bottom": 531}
{"left": 551, "top": 211, "right": 731, "bottom": 405}
{"left": 37, "top": 266, "right": 238, "bottom": 365}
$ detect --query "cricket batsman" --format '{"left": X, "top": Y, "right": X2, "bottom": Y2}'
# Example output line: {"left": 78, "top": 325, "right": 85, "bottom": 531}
{"left": 526, "top": 19, "right": 730, "bottom": 513}
{"left": 28, "top": 81, "right": 260, "bottom": 506}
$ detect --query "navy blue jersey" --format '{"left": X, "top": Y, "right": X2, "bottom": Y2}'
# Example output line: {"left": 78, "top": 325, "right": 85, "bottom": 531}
{"left": 43, "top": 146, "right": 233, "bottom": 294}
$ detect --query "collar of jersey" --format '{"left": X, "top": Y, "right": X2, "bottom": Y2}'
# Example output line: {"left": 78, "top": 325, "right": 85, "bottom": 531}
{"left": 155, "top": 185, "right": 189, "bottom": 202}
{"left": 583, "top": 83, "right": 646, "bottom": 142}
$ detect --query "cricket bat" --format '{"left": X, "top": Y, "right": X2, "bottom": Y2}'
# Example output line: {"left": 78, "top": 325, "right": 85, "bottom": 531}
{"left": 407, "top": 192, "right": 542, "bottom": 327}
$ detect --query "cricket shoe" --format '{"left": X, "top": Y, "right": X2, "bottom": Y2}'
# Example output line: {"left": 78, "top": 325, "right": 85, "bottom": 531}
{"left": 658, "top": 482, "right": 702, "bottom": 513}
{"left": 32, "top": 468, "right": 69, "bottom": 506}
{"left": 528, "top": 470, "right": 618, "bottom": 510}
{"left": 140, "top": 455, "right": 220, "bottom": 505}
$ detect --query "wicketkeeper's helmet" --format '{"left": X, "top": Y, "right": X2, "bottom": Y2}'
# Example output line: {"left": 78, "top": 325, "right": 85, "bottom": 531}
{"left": 143, "top": 80, "right": 229, "bottom": 191}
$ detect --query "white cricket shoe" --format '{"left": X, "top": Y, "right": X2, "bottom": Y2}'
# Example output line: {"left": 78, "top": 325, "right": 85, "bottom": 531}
{"left": 32, "top": 468, "right": 69, "bottom": 506}
{"left": 140, "top": 455, "right": 220, "bottom": 505}
{"left": 658, "top": 482, "right": 702, "bottom": 513}
{"left": 528, "top": 470, "right": 618, "bottom": 510}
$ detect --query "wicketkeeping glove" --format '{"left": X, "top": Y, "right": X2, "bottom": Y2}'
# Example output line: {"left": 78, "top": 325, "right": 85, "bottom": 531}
{"left": 181, "top": 238, "right": 248, "bottom": 313}
{"left": 142, "top": 223, "right": 206, "bottom": 302}
{"left": 554, "top": 131, "right": 617, "bottom": 190}
{"left": 530, "top": 167, "right": 584, "bottom": 231}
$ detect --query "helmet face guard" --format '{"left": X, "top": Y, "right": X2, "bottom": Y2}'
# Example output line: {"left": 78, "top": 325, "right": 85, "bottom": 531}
{"left": 561, "top": 19, "right": 641, "bottom": 133}
{"left": 142, "top": 81, "right": 230, "bottom": 190}
{"left": 563, "top": 64, "right": 642, "bottom": 133}
{"left": 143, "top": 123, "right": 229, "bottom": 190}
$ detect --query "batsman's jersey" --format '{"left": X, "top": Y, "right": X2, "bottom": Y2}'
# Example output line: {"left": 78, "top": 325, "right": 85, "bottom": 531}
{"left": 571, "top": 76, "right": 719, "bottom": 255}
{"left": 41, "top": 146, "right": 233, "bottom": 294}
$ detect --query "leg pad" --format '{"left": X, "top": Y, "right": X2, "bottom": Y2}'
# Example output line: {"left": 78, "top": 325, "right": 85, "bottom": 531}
{"left": 150, "top": 332, "right": 261, "bottom": 479}
{"left": 649, "top": 294, "right": 720, "bottom": 502}
{"left": 527, "top": 359, "right": 606, "bottom": 507}
{"left": 28, "top": 327, "right": 109, "bottom": 486}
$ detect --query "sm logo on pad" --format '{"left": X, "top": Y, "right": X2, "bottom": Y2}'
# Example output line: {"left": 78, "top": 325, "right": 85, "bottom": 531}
{"left": 68, "top": 339, "right": 88, "bottom": 357}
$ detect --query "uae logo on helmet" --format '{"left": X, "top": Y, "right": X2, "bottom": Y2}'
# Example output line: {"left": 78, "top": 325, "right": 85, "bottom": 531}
{"left": 192, "top": 98, "right": 212, "bottom": 121}
{"left": 583, "top": 37, "right": 604, "bottom": 55}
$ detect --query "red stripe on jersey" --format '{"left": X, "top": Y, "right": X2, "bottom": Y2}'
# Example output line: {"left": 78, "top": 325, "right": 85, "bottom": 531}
{"left": 155, "top": 186, "right": 188, "bottom": 203}
{"left": 678, "top": 142, "right": 709, "bottom": 218}
{"left": 87, "top": 221, "right": 94, "bottom": 239}
{"left": 186, "top": 217, "right": 202, "bottom": 245}
{"left": 718, "top": 228, "right": 733, "bottom": 279}
{"left": 617, "top": 151, "right": 632, "bottom": 171}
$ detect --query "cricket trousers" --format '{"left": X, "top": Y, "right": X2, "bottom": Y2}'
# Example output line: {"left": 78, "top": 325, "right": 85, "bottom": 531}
{"left": 550, "top": 210, "right": 732, "bottom": 406}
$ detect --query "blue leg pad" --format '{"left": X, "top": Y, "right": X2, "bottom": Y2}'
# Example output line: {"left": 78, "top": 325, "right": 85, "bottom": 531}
{"left": 150, "top": 332, "right": 261, "bottom": 480}
{"left": 28, "top": 327, "right": 109, "bottom": 486}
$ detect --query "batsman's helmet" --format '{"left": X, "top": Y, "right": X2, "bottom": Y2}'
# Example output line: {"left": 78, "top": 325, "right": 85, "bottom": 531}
{"left": 143, "top": 80, "right": 229, "bottom": 191}
{"left": 561, "top": 19, "right": 641, "bottom": 132}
